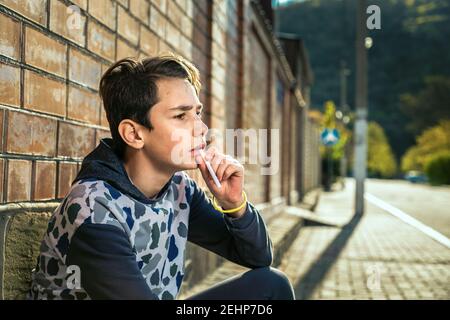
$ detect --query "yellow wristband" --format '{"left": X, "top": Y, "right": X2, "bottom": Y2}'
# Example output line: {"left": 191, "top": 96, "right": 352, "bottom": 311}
{"left": 212, "top": 191, "right": 247, "bottom": 214}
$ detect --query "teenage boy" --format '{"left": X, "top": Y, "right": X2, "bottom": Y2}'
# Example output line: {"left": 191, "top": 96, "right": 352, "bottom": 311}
{"left": 29, "top": 54, "right": 295, "bottom": 300}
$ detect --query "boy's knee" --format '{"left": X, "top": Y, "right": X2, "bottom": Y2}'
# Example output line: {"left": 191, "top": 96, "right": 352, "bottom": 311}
{"left": 248, "top": 267, "right": 295, "bottom": 300}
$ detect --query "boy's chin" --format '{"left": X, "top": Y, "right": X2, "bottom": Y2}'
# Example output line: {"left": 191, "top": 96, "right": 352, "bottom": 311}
{"left": 171, "top": 159, "right": 199, "bottom": 171}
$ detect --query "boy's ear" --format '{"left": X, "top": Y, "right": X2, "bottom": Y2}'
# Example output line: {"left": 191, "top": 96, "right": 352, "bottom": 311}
{"left": 118, "top": 119, "right": 145, "bottom": 150}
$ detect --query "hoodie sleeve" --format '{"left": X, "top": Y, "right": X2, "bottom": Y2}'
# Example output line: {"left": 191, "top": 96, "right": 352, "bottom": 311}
{"left": 187, "top": 179, "right": 273, "bottom": 268}
{"left": 66, "top": 223, "right": 159, "bottom": 300}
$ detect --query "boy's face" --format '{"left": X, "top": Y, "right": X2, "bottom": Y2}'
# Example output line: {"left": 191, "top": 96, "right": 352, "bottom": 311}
{"left": 141, "top": 78, "right": 208, "bottom": 171}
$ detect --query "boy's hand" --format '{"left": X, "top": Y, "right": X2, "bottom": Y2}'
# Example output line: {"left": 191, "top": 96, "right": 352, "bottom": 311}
{"left": 195, "top": 146, "right": 246, "bottom": 218}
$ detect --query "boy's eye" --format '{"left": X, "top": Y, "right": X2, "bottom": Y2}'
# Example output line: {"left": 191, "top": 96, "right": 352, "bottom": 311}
{"left": 174, "top": 111, "right": 203, "bottom": 120}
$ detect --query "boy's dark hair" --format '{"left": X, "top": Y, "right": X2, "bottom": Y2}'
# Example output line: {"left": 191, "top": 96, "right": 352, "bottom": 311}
{"left": 99, "top": 53, "right": 202, "bottom": 157}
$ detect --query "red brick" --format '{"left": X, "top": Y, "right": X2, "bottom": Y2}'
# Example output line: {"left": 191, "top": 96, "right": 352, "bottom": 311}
{"left": 87, "top": 19, "right": 116, "bottom": 62}
{"left": 193, "top": 5, "right": 209, "bottom": 31}
{"left": 100, "top": 104, "right": 109, "bottom": 128}
{"left": 116, "top": 37, "right": 139, "bottom": 60}
{"left": 150, "top": 5, "right": 167, "bottom": 38}
{"left": 69, "top": 48, "right": 102, "bottom": 90}
{"left": 101, "top": 62, "right": 112, "bottom": 76}
{"left": 211, "top": 96, "right": 225, "bottom": 118}
{"left": 24, "top": 70, "right": 66, "bottom": 117}
{"left": 0, "top": 63, "right": 21, "bottom": 107}
{"left": 0, "top": 13, "right": 21, "bottom": 60}
{"left": 57, "top": 122, "right": 95, "bottom": 158}
{"left": 151, "top": 0, "right": 167, "bottom": 14}
{"left": 50, "top": 0, "right": 86, "bottom": 47}
{"left": 6, "top": 110, "right": 57, "bottom": 156}
{"left": 67, "top": 85, "right": 100, "bottom": 125}
{"left": 193, "top": 26, "right": 209, "bottom": 53}
{"left": 33, "top": 161, "right": 56, "bottom": 200}
{"left": 0, "top": 158, "right": 4, "bottom": 202}
{"left": 165, "top": 22, "right": 180, "bottom": 49}
{"left": 57, "top": 161, "right": 78, "bottom": 198}
{"left": 212, "top": 23, "right": 225, "bottom": 48}
{"left": 88, "top": 0, "right": 116, "bottom": 31}
{"left": 0, "top": 109, "right": 4, "bottom": 151}
{"left": 71, "top": 0, "right": 87, "bottom": 10}
{"left": 25, "top": 26, "right": 67, "bottom": 78}
{"left": 130, "top": 0, "right": 150, "bottom": 24}
{"left": 174, "top": 0, "right": 187, "bottom": 13}
{"left": 212, "top": 42, "right": 225, "bottom": 64}
{"left": 167, "top": 0, "right": 183, "bottom": 27}
{"left": 116, "top": 0, "right": 128, "bottom": 8}
{"left": 158, "top": 40, "right": 171, "bottom": 54}
{"left": 212, "top": 77, "right": 225, "bottom": 101}
{"left": 118, "top": 6, "right": 140, "bottom": 46}
{"left": 179, "top": 35, "right": 192, "bottom": 60}
{"left": 185, "top": 0, "right": 193, "bottom": 19}
{"left": 7, "top": 159, "right": 31, "bottom": 202}
{"left": 140, "top": 26, "right": 159, "bottom": 56}
{"left": 181, "top": 14, "right": 193, "bottom": 38}
{"left": 95, "top": 128, "right": 111, "bottom": 146}
{"left": 1, "top": 0, "right": 47, "bottom": 26}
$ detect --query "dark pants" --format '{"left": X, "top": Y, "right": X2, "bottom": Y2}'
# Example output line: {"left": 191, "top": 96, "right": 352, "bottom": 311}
{"left": 186, "top": 267, "right": 295, "bottom": 300}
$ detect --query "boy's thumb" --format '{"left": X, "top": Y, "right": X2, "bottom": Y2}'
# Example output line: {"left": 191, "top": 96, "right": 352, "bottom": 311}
{"left": 195, "top": 154, "right": 205, "bottom": 170}
{"left": 195, "top": 154, "right": 209, "bottom": 181}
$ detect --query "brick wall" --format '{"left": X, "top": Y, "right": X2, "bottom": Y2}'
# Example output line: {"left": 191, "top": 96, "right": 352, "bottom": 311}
{"left": 0, "top": 0, "right": 321, "bottom": 299}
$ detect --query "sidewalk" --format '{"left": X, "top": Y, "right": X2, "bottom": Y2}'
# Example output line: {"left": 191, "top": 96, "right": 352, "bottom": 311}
{"left": 279, "top": 178, "right": 450, "bottom": 299}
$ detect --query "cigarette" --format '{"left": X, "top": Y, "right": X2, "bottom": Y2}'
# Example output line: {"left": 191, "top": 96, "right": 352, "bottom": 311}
{"left": 200, "top": 151, "right": 222, "bottom": 188}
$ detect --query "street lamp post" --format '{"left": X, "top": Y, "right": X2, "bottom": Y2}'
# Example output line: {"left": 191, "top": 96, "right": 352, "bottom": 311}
{"left": 354, "top": 0, "right": 369, "bottom": 215}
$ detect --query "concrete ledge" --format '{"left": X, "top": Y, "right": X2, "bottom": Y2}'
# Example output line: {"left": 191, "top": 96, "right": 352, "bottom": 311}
{"left": 0, "top": 202, "right": 60, "bottom": 300}
{"left": 298, "top": 187, "right": 321, "bottom": 212}
{"left": 0, "top": 210, "right": 55, "bottom": 300}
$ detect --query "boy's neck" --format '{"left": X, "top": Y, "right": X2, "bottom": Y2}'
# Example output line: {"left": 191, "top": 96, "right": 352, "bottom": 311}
{"left": 122, "top": 149, "right": 174, "bottom": 199}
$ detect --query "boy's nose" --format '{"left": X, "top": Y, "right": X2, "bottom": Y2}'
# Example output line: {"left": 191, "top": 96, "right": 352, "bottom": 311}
{"left": 193, "top": 118, "right": 208, "bottom": 137}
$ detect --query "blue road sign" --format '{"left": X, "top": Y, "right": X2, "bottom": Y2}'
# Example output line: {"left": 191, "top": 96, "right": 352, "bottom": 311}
{"left": 321, "top": 128, "right": 340, "bottom": 146}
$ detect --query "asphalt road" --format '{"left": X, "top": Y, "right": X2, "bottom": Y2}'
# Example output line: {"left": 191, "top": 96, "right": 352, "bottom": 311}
{"left": 365, "top": 178, "right": 450, "bottom": 238}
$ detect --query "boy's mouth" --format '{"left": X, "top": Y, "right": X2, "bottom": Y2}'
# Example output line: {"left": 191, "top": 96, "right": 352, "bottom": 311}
{"left": 190, "top": 142, "right": 206, "bottom": 154}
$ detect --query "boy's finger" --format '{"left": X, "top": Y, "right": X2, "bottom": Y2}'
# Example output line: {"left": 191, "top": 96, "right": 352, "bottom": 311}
{"left": 205, "top": 146, "right": 216, "bottom": 161}
{"left": 217, "top": 160, "right": 231, "bottom": 181}
{"left": 195, "top": 154, "right": 205, "bottom": 171}
{"left": 222, "top": 165, "right": 240, "bottom": 181}
{"left": 210, "top": 153, "right": 225, "bottom": 172}
{"left": 195, "top": 154, "right": 214, "bottom": 185}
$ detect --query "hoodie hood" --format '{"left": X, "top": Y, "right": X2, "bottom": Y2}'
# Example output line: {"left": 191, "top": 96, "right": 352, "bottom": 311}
{"left": 73, "top": 138, "right": 174, "bottom": 204}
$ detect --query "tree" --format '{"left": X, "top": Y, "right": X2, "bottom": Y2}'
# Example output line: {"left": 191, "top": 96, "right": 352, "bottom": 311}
{"left": 276, "top": 0, "right": 450, "bottom": 161}
{"left": 424, "top": 151, "right": 450, "bottom": 185}
{"left": 367, "top": 122, "right": 397, "bottom": 178}
{"left": 400, "top": 76, "right": 450, "bottom": 136}
{"left": 401, "top": 120, "right": 450, "bottom": 172}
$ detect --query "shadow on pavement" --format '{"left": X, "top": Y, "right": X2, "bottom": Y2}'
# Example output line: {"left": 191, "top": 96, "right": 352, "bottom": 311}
{"left": 293, "top": 210, "right": 364, "bottom": 299}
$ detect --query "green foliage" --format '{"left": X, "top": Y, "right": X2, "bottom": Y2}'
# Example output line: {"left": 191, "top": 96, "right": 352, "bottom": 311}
{"left": 401, "top": 120, "right": 450, "bottom": 172}
{"left": 400, "top": 76, "right": 450, "bottom": 136}
{"left": 424, "top": 151, "right": 450, "bottom": 185}
{"left": 276, "top": 0, "right": 450, "bottom": 160}
{"left": 367, "top": 122, "right": 397, "bottom": 178}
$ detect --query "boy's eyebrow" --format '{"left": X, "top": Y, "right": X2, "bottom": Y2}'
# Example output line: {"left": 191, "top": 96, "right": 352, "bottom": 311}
{"left": 169, "top": 104, "right": 203, "bottom": 111}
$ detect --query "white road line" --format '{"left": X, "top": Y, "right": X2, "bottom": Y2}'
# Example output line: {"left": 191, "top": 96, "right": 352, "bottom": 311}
{"left": 365, "top": 193, "right": 450, "bottom": 249}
